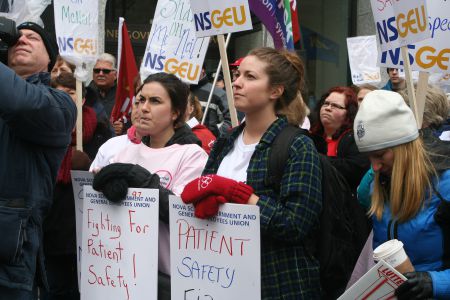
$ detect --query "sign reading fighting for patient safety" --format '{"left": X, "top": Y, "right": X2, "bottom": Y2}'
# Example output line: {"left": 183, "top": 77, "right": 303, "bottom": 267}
{"left": 189, "top": 0, "right": 253, "bottom": 38}
{"left": 80, "top": 186, "right": 159, "bottom": 300}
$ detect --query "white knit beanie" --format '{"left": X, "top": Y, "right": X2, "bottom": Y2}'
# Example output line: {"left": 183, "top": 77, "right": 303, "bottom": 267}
{"left": 354, "top": 90, "right": 419, "bottom": 152}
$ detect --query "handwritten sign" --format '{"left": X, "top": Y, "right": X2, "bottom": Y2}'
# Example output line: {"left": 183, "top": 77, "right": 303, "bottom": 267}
{"left": 139, "top": 0, "right": 210, "bottom": 84}
{"left": 347, "top": 36, "right": 381, "bottom": 85}
{"left": 54, "top": 0, "right": 99, "bottom": 66}
{"left": 379, "top": 0, "right": 450, "bottom": 73}
{"left": 70, "top": 170, "right": 94, "bottom": 289}
{"left": 338, "top": 261, "right": 407, "bottom": 300}
{"left": 81, "top": 186, "right": 159, "bottom": 300}
{"left": 189, "top": 0, "right": 253, "bottom": 38}
{"left": 370, "top": 0, "right": 430, "bottom": 52}
{"left": 169, "top": 196, "right": 261, "bottom": 300}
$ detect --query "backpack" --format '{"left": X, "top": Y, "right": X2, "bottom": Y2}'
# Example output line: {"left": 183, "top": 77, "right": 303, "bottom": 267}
{"left": 265, "top": 125, "right": 370, "bottom": 299}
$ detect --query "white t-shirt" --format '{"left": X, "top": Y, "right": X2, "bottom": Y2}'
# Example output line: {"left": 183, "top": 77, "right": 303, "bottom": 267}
{"left": 217, "top": 131, "right": 257, "bottom": 182}
{"left": 89, "top": 134, "right": 132, "bottom": 171}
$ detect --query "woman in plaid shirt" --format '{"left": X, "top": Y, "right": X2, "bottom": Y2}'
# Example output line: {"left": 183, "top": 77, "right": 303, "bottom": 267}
{"left": 182, "top": 47, "right": 323, "bottom": 299}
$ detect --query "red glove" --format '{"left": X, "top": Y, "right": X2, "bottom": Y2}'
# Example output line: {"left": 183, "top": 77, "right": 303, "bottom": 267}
{"left": 181, "top": 175, "right": 254, "bottom": 205}
{"left": 193, "top": 195, "right": 227, "bottom": 219}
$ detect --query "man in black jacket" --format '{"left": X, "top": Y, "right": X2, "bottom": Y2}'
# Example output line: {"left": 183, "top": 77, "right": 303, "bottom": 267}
{"left": 0, "top": 21, "right": 76, "bottom": 299}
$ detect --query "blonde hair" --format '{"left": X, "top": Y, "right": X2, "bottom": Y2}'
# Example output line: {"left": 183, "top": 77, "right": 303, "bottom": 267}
{"left": 370, "top": 138, "right": 436, "bottom": 222}
{"left": 188, "top": 92, "right": 203, "bottom": 121}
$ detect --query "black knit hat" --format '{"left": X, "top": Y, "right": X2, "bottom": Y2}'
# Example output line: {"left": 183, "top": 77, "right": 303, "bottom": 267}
{"left": 17, "top": 22, "right": 58, "bottom": 71}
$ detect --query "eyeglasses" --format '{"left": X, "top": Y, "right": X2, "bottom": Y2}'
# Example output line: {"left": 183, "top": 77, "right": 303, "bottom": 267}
{"left": 322, "top": 101, "right": 346, "bottom": 110}
{"left": 93, "top": 68, "right": 115, "bottom": 74}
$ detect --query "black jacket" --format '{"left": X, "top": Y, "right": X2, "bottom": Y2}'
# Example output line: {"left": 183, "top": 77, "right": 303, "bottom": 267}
{"left": 190, "top": 76, "right": 231, "bottom": 137}
{"left": 0, "top": 64, "right": 76, "bottom": 290}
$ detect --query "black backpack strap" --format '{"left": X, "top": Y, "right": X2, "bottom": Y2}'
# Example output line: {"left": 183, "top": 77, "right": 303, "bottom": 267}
{"left": 264, "top": 125, "right": 306, "bottom": 192}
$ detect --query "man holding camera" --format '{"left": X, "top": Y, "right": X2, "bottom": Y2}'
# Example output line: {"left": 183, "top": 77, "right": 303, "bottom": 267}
{"left": 0, "top": 18, "right": 76, "bottom": 299}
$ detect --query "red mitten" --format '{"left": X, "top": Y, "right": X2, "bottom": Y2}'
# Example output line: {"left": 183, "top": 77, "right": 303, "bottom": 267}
{"left": 181, "top": 175, "right": 254, "bottom": 204}
{"left": 194, "top": 195, "right": 227, "bottom": 219}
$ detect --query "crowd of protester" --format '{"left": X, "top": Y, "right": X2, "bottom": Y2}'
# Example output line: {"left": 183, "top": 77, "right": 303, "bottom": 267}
{"left": 0, "top": 20, "right": 449, "bottom": 300}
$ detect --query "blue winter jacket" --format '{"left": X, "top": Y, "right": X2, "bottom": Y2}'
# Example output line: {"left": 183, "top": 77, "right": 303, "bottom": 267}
{"left": 373, "top": 170, "right": 450, "bottom": 299}
{"left": 0, "top": 62, "right": 77, "bottom": 291}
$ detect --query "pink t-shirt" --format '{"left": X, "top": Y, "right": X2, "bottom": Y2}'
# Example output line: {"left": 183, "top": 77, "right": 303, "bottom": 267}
{"left": 112, "top": 143, "right": 208, "bottom": 275}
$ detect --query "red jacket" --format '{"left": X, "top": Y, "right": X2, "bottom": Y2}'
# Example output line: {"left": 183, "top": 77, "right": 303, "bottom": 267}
{"left": 192, "top": 124, "right": 216, "bottom": 154}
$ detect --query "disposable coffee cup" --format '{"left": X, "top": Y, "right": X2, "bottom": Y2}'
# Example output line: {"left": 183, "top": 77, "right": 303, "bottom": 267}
{"left": 373, "top": 239, "right": 415, "bottom": 273}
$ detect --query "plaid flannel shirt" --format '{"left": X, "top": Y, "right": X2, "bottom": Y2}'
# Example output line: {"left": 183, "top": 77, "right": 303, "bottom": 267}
{"left": 204, "top": 117, "right": 323, "bottom": 299}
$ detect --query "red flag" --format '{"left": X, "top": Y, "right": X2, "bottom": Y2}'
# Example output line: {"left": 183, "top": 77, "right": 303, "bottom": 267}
{"left": 290, "top": 0, "right": 301, "bottom": 44}
{"left": 111, "top": 18, "right": 139, "bottom": 123}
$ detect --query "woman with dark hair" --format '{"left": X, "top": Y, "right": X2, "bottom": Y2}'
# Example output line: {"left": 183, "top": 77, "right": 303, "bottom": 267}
{"left": 310, "top": 86, "right": 370, "bottom": 191}
{"left": 181, "top": 47, "right": 322, "bottom": 298}
{"left": 92, "top": 72, "right": 208, "bottom": 300}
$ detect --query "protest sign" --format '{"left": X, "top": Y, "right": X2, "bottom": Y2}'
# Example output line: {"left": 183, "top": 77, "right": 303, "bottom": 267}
{"left": 54, "top": 0, "right": 98, "bottom": 67}
{"left": 170, "top": 196, "right": 261, "bottom": 299}
{"left": 347, "top": 36, "right": 381, "bottom": 85}
{"left": 379, "top": 0, "right": 450, "bottom": 74}
{"left": 70, "top": 170, "right": 94, "bottom": 289}
{"left": 190, "top": 0, "right": 253, "bottom": 38}
{"left": 338, "top": 261, "right": 407, "bottom": 300}
{"left": 54, "top": 0, "right": 99, "bottom": 150}
{"left": 370, "top": 0, "right": 430, "bottom": 52}
{"left": 0, "top": 0, "right": 50, "bottom": 24}
{"left": 81, "top": 186, "right": 159, "bottom": 300}
{"left": 140, "top": 0, "right": 209, "bottom": 84}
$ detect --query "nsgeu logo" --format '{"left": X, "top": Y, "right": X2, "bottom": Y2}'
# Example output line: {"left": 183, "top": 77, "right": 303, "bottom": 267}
{"left": 194, "top": 6, "right": 247, "bottom": 31}
{"left": 416, "top": 46, "right": 450, "bottom": 70}
{"left": 57, "top": 36, "right": 97, "bottom": 55}
{"left": 396, "top": 5, "right": 427, "bottom": 38}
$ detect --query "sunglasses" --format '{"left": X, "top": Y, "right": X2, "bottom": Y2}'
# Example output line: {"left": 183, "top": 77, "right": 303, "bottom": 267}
{"left": 93, "top": 68, "right": 115, "bottom": 74}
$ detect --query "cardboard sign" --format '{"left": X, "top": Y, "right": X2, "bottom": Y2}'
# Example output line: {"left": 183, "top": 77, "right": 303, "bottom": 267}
{"left": 190, "top": 0, "right": 253, "bottom": 38}
{"left": 81, "top": 186, "right": 159, "bottom": 300}
{"left": 139, "top": 0, "right": 210, "bottom": 84}
{"left": 54, "top": 0, "right": 98, "bottom": 66}
{"left": 370, "top": 0, "right": 430, "bottom": 52}
{"left": 379, "top": 0, "right": 450, "bottom": 73}
{"left": 347, "top": 36, "right": 381, "bottom": 85}
{"left": 70, "top": 170, "right": 94, "bottom": 288}
{"left": 338, "top": 261, "right": 407, "bottom": 300}
{"left": 169, "top": 196, "right": 261, "bottom": 300}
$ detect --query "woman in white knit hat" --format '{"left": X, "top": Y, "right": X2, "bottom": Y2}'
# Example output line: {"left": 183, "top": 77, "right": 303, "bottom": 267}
{"left": 354, "top": 90, "right": 450, "bottom": 299}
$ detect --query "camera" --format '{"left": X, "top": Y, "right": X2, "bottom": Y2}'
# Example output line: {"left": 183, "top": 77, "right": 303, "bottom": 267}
{"left": 0, "top": 16, "right": 20, "bottom": 64}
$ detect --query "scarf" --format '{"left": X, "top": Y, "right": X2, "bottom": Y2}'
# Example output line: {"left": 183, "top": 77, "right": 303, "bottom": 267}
{"left": 57, "top": 106, "right": 97, "bottom": 184}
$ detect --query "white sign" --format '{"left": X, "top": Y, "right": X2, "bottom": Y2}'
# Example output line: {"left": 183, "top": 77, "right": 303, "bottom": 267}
{"left": 347, "top": 36, "right": 381, "bottom": 85}
{"left": 370, "top": 0, "right": 430, "bottom": 52}
{"left": 0, "top": 0, "right": 50, "bottom": 24}
{"left": 169, "top": 197, "right": 261, "bottom": 300}
{"left": 81, "top": 186, "right": 159, "bottom": 300}
{"left": 140, "top": 0, "right": 210, "bottom": 84}
{"left": 379, "top": 0, "right": 450, "bottom": 74}
{"left": 189, "top": 0, "right": 253, "bottom": 38}
{"left": 54, "top": 0, "right": 99, "bottom": 67}
{"left": 338, "top": 261, "right": 407, "bottom": 300}
{"left": 70, "top": 170, "right": 94, "bottom": 289}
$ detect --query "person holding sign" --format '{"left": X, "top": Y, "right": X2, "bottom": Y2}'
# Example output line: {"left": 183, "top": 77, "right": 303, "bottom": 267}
{"left": 93, "top": 72, "right": 208, "bottom": 300}
{"left": 181, "top": 47, "right": 323, "bottom": 299}
{"left": 382, "top": 68, "right": 406, "bottom": 92}
{"left": 0, "top": 21, "right": 76, "bottom": 298}
{"left": 353, "top": 90, "right": 450, "bottom": 300}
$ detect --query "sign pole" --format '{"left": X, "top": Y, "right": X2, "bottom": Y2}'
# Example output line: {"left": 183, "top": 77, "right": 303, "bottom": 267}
{"left": 201, "top": 33, "right": 232, "bottom": 125}
{"left": 76, "top": 79, "right": 83, "bottom": 151}
{"left": 400, "top": 46, "right": 420, "bottom": 127}
{"left": 415, "top": 71, "right": 429, "bottom": 128}
{"left": 217, "top": 34, "right": 238, "bottom": 127}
